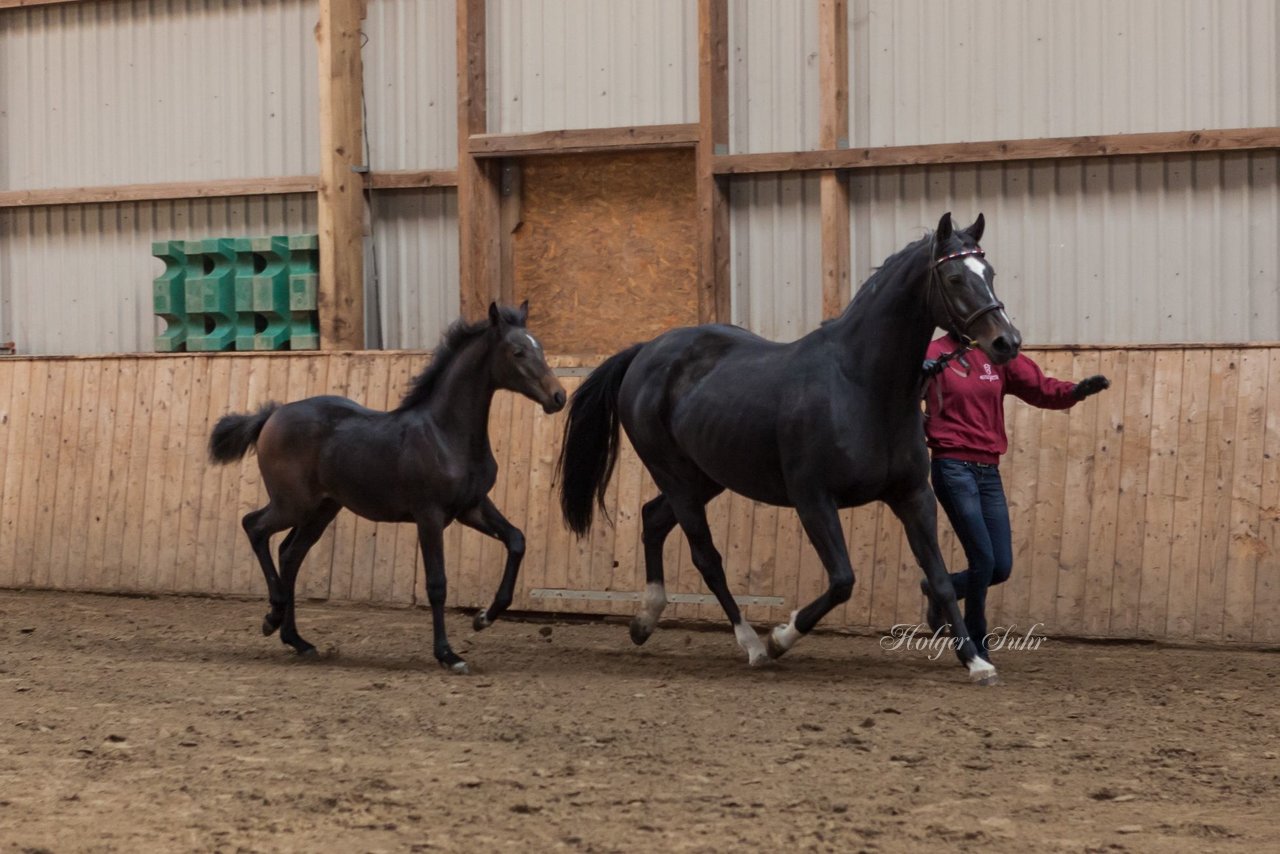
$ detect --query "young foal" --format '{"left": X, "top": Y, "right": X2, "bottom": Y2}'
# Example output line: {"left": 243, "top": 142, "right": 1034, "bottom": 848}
{"left": 209, "top": 302, "right": 565, "bottom": 673}
{"left": 558, "top": 214, "right": 1019, "bottom": 684}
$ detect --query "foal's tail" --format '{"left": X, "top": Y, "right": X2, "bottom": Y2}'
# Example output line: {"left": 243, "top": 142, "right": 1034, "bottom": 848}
{"left": 557, "top": 343, "right": 645, "bottom": 537}
{"left": 208, "top": 402, "right": 280, "bottom": 464}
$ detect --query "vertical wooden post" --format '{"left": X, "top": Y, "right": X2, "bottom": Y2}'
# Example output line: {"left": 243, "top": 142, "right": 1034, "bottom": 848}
{"left": 819, "top": 0, "right": 851, "bottom": 319}
{"left": 316, "top": 0, "right": 367, "bottom": 349}
{"left": 697, "top": 0, "right": 730, "bottom": 323}
{"left": 457, "top": 0, "right": 502, "bottom": 320}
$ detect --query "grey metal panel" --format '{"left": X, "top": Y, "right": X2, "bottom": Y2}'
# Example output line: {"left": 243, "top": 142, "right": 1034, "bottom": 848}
{"left": 0, "top": 195, "right": 317, "bottom": 355}
{"left": 854, "top": 0, "right": 1279, "bottom": 146}
{"left": 729, "top": 174, "right": 823, "bottom": 342}
{"left": 488, "top": 0, "right": 697, "bottom": 133}
{"left": 729, "top": 0, "right": 821, "bottom": 153}
{"left": 367, "top": 189, "right": 460, "bottom": 350}
{"left": 362, "top": 0, "right": 457, "bottom": 171}
{"left": 848, "top": 154, "right": 1280, "bottom": 345}
{"left": 1, "top": 0, "right": 319, "bottom": 190}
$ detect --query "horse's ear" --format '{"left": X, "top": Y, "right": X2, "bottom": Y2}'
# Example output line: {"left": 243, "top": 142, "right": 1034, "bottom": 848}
{"left": 964, "top": 212, "right": 985, "bottom": 243}
{"left": 488, "top": 301, "right": 503, "bottom": 327}
{"left": 936, "top": 212, "right": 954, "bottom": 242}
{"left": 517, "top": 300, "right": 529, "bottom": 325}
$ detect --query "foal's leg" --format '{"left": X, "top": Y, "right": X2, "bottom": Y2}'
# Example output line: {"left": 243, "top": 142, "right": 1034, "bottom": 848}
{"left": 275, "top": 500, "right": 342, "bottom": 655}
{"left": 662, "top": 490, "right": 768, "bottom": 667}
{"left": 767, "top": 496, "right": 854, "bottom": 659}
{"left": 415, "top": 511, "right": 468, "bottom": 674}
{"left": 457, "top": 497, "right": 525, "bottom": 631}
{"left": 242, "top": 504, "right": 294, "bottom": 637}
{"left": 629, "top": 494, "right": 678, "bottom": 645}
{"left": 890, "top": 486, "right": 997, "bottom": 685}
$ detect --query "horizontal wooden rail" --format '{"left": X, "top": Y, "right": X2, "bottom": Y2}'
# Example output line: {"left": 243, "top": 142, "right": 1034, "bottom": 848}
{"left": 470, "top": 124, "right": 700, "bottom": 158}
{"left": 714, "top": 127, "right": 1280, "bottom": 175}
{"left": 0, "top": 170, "right": 458, "bottom": 208}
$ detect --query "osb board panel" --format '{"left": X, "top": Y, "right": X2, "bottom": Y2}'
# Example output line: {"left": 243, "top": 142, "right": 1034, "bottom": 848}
{"left": 512, "top": 151, "right": 699, "bottom": 354}
{"left": 0, "top": 348, "right": 1275, "bottom": 646}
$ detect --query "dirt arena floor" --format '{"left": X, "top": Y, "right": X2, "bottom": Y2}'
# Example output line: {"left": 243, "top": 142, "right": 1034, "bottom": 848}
{"left": 1, "top": 589, "right": 1277, "bottom": 853}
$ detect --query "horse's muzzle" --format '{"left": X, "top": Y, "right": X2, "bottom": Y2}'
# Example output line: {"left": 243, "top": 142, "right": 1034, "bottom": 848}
{"left": 543, "top": 387, "right": 567, "bottom": 414}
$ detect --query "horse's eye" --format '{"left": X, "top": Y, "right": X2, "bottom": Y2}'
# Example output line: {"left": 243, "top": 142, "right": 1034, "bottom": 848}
{"left": 512, "top": 348, "right": 525, "bottom": 359}
{"left": 948, "top": 275, "right": 963, "bottom": 286}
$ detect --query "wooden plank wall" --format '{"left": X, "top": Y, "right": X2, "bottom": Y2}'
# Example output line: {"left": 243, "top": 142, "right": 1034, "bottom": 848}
{"left": 0, "top": 347, "right": 1276, "bottom": 646}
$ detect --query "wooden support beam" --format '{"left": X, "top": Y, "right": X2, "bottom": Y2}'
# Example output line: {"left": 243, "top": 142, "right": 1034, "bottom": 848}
{"left": 0, "top": 176, "right": 320, "bottom": 208}
{"left": 316, "top": 0, "right": 367, "bottom": 350}
{"left": 456, "top": 0, "right": 502, "bottom": 322}
{"left": 470, "top": 124, "right": 700, "bottom": 158}
{"left": 0, "top": 170, "right": 457, "bottom": 209}
{"left": 714, "top": 127, "right": 1280, "bottom": 175}
{"left": 818, "top": 0, "right": 850, "bottom": 320}
{"left": 696, "top": 0, "right": 730, "bottom": 324}
{"left": 367, "top": 169, "right": 459, "bottom": 190}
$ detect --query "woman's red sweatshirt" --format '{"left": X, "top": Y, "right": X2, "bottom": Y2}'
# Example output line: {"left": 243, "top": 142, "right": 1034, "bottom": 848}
{"left": 923, "top": 334, "right": 1078, "bottom": 465}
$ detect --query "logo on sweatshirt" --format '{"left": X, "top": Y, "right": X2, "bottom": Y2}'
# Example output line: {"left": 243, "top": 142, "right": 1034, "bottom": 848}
{"left": 979, "top": 362, "right": 999, "bottom": 382}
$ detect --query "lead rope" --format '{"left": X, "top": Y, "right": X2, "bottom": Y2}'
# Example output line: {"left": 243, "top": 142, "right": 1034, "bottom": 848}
{"left": 921, "top": 341, "right": 972, "bottom": 414}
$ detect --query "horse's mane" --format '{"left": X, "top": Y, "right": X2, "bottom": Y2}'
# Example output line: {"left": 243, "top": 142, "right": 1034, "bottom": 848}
{"left": 396, "top": 306, "right": 526, "bottom": 411}
{"left": 825, "top": 232, "right": 932, "bottom": 324}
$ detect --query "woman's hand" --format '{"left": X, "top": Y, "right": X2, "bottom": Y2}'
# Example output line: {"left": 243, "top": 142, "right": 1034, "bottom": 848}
{"left": 1072, "top": 375, "right": 1110, "bottom": 400}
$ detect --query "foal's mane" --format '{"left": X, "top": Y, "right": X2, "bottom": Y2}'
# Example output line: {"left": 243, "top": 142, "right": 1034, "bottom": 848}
{"left": 829, "top": 224, "right": 977, "bottom": 323}
{"left": 395, "top": 306, "right": 526, "bottom": 411}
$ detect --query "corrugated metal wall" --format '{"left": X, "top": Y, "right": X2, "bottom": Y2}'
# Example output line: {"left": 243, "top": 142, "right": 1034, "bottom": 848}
{"left": 362, "top": 0, "right": 459, "bottom": 349}
{"left": 363, "top": 0, "right": 457, "bottom": 171}
{"left": 0, "top": 195, "right": 316, "bottom": 355}
{"left": 0, "top": 0, "right": 320, "bottom": 188}
{"left": 729, "top": 0, "right": 1280, "bottom": 343}
{"left": 849, "top": 155, "right": 1280, "bottom": 345}
{"left": 487, "top": 0, "right": 697, "bottom": 133}
{"left": 855, "top": 0, "right": 1280, "bottom": 146}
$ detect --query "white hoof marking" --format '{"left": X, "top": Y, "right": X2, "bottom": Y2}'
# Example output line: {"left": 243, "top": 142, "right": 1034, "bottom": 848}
{"left": 635, "top": 582, "right": 667, "bottom": 631}
{"left": 771, "top": 610, "right": 803, "bottom": 654}
{"left": 734, "top": 621, "right": 768, "bottom": 666}
{"left": 966, "top": 657, "right": 997, "bottom": 683}
{"left": 450, "top": 661, "right": 471, "bottom": 675}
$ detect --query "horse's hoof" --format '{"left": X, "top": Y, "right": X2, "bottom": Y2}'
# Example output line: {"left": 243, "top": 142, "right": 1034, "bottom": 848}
{"left": 747, "top": 650, "right": 772, "bottom": 668}
{"left": 765, "top": 631, "right": 789, "bottom": 660}
{"left": 447, "top": 660, "right": 471, "bottom": 676}
{"left": 262, "top": 613, "right": 282, "bottom": 637}
{"left": 629, "top": 617, "right": 654, "bottom": 646}
{"left": 295, "top": 645, "right": 318, "bottom": 658}
{"left": 967, "top": 659, "right": 998, "bottom": 685}
{"left": 472, "top": 610, "right": 492, "bottom": 632}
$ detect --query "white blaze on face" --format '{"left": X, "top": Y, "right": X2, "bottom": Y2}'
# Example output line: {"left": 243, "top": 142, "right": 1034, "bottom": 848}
{"left": 523, "top": 332, "right": 543, "bottom": 354}
{"left": 963, "top": 256, "right": 999, "bottom": 304}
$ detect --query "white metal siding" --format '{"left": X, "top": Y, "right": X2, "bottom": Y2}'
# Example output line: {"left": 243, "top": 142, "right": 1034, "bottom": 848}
{"left": 362, "top": 0, "right": 457, "bottom": 171}
{"left": 729, "top": 174, "right": 823, "bottom": 341}
{"left": 1, "top": 0, "right": 320, "bottom": 190}
{"left": 728, "top": 0, "right": 821, "bottom": 154}
{"left": 856, "top": 0, "right": 1280, "bottom": 146}
{"left": 367, "top": 189, "right": 460, "bottom": 350}
{"left": 487, "top": 0, "right": 697, "bottom": 133}
{"left": 847, "top": 154, "right": 1280, "bottom": 345}
{"left": 0, "top": 195, "right": 317, "bottom": 355}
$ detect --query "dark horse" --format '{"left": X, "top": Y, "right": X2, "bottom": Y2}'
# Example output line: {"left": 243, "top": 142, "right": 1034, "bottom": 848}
{"left": 558, "top": 213, "right": 1019, "bottom": 684}
{"left": 209, "top": 302, "right": 565, "bottom": 674}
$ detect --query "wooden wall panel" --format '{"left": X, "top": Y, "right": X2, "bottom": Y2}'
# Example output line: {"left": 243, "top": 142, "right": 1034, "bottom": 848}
{"left": 512, "top": 151, "right": 700, "bottom": 354}
{"left": 0, "top": 347, "right": 1276, "bottom": 647}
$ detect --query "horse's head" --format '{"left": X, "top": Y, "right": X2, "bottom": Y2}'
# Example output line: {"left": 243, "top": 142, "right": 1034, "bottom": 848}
{"left": 487, "top": 301, "right": 567, "bottom": 414}
{"left": 929, "top": 212, "right": 1021, "bottom": 364}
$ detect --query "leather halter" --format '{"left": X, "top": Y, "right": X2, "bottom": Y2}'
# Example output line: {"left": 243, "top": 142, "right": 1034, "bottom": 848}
{"left": 928, "top": 244, "right": 1005, "bottom": 345}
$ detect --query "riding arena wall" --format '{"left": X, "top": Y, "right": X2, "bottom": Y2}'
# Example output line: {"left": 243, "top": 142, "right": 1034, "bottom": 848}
{"left": 0, "top": 346, "right": 1275, "bottom": 646}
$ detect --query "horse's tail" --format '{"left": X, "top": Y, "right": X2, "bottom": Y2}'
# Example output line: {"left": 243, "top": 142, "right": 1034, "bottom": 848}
{"left": 208, "top": 402, "right": 280, "bottom": 464}
{"left": 557, "top": 343, "right": 645, "bottom": 537}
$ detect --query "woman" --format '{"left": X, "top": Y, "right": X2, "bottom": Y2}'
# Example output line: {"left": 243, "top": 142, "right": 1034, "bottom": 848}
{"left": 920, "top": 333, "right": 1110, "bottom": 660}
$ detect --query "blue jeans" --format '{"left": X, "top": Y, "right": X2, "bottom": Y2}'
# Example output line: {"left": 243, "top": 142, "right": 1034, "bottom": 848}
{"left": 930, "top": 458, "right": 1013, "bottom": 656}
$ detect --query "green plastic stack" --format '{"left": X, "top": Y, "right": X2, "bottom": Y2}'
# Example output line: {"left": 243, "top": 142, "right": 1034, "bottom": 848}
{"left": 152, "top": 234, "right": 321, "bottom": 351}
